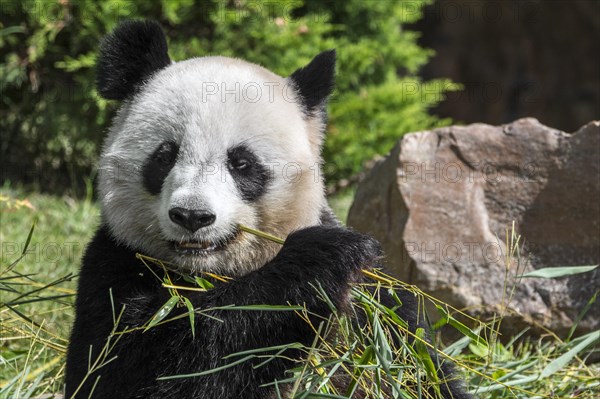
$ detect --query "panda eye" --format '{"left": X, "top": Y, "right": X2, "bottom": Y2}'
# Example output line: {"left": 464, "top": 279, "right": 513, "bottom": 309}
{"left": 143, "top": 141, "right": 179, "bottom": 195}
{"left": 227, "top": 146, "right": 255, "bottom": 172}
{"left": 228, "top": 157, "right": 249, "bottom": 170}
{"left": 226, "top": 145, "right": 270, "bottom": 201}
{"left": 154, "top": 141, "right": 178, "bottom": 165}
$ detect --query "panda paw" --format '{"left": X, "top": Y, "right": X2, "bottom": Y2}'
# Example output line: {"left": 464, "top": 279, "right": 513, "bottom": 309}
{"left": 279, "top": 225, "right": 382, "bottom": 286}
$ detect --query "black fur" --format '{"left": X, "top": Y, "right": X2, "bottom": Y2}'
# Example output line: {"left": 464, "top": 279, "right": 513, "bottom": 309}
{"left": 227, "top": 145, "right": 271, "bottom": 202}
{"left": 97, "top": 20, "right": 171, "bottom": 100}
{"left": 289, "top": 50, "right": 336, "bottom": 115}
{"left": 66, "top": 225, "right": 380, "bottom": 398}
{"left": 143, "top": 140, "right": 179, "bottom": 195}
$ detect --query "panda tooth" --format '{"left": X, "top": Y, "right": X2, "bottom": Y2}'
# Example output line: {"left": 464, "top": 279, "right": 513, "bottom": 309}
{"left": 174, "top": 231, "right": 238, "bottom": 254}
{"left": 178, "top": 241, "right": 217, "bottom": 250}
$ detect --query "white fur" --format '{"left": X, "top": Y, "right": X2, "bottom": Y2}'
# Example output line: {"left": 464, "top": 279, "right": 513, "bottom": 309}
{"left": 98, "top": 57, "right": 327, "bottom": 275}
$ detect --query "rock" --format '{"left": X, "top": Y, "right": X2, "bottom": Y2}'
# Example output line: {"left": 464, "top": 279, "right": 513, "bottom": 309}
{"left": 348, "top": 118, "right": 599, "bottom": 336}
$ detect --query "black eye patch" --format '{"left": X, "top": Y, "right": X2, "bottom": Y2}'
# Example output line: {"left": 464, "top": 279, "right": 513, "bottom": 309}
{"left": 143, "top": 141, "right": 179, "bottom": 195}
{"left": 227, "top": 145, "right": 270, "bottom": 202}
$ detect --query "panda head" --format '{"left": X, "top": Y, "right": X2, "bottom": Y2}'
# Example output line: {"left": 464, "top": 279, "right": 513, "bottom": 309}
{"left": 96, "top": 20, "right": 335, "bottom": 276}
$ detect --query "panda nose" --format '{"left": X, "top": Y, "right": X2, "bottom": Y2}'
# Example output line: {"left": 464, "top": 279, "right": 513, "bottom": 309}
{"left": 169, "top": 207, "right": 216, "bottom": 232}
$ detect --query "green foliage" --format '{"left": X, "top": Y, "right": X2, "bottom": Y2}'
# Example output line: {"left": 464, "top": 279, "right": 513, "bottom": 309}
{"left": 1, "top": 0, "right": 455, "bottom": 194}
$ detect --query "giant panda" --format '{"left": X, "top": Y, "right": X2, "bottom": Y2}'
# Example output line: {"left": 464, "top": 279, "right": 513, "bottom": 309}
{"left": 65, "top": 20, "right": 471, "bottom": 399}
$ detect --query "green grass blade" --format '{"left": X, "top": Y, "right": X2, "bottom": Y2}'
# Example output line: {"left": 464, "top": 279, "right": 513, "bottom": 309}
{"left": 567, "top": 290, "right": 598, "bottom": 341}
{"left": 1, "top": 223, "right": 36, "bottom": 277}
{"left": 21, "top": 222, "right": 36, "bottom": 256}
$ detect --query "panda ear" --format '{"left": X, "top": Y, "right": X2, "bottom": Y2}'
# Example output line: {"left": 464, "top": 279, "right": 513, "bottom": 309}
{"left": 96, "top": 20, "right": 171, "bottom": 100}
{"left": 289, "top": 50, "right": 336, "bottom": 114}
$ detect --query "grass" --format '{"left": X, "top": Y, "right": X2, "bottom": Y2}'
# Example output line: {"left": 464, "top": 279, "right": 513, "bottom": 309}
{"left": 0, "top": 187, "right": 98, "bottom": 397}
{"left": 1, "top": 187, "right": 599, "bottom": 398}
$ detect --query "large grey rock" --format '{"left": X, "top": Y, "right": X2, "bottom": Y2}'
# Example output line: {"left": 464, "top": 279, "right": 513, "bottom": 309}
{"left": 348, "top": 118, "right": 599, "bottom": 336}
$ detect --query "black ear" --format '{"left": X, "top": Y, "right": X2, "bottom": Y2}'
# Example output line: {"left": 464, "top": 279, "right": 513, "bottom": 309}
{"left": 289, "top": 50, "right": 336, "bottom": 114}
{"left": 96, "top": 20, "right": 171, "bottom": 100}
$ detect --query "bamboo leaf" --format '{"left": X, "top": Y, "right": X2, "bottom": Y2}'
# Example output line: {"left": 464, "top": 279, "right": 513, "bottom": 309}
{"left": 223, "top": 342, "right": 304, "bottom": 359}
{"left": 521, "top": 265, "right": 598, "bottom": 279}
{"left": 158, "top": 355, "right": 255, "bottom": 379}
{"left": 414, "top": 328, "right": 438, "bottom": 383}
{"left": 539, "top": 330, "right": 599, "bottom": 379}
{"left": 346, "top": 345, "right": 374, "bottom": 397}
{"left": 182, "top": 297, "right": 195, "bottom": 339}
{"left": 145, "top": 296, "right": 179, "bottom": 331}
{"left": 219, "top": 304, "right": 305, "bottom": 311}
{"left": 194, "top": 276, "right": 215, "bottom": 290}
{"left": 435, "top": 304, "right": 487, "bottom": 347}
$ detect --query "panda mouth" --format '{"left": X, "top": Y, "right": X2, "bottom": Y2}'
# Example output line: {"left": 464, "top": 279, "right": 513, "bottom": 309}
{"left": 172, "top": 230, "right": 239, "bottom": 255}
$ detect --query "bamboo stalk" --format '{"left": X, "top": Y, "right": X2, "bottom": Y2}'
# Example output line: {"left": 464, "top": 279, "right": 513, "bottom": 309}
{"left": 238, "top": 224, "right": 285, "bottom": 245}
